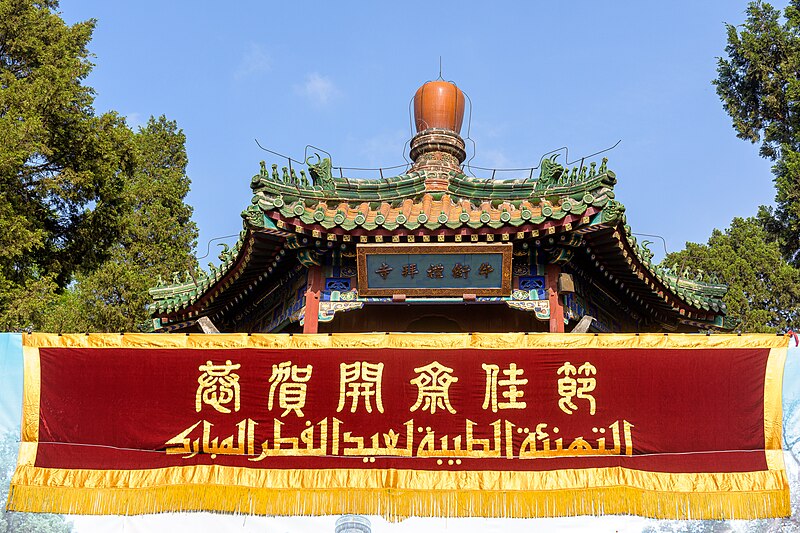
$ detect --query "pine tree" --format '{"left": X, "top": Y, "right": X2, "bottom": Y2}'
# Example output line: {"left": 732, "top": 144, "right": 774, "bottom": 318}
{"left": 0, "top": 0, "right": 135, "bottom": 329}
{"left": 662, "top": 217, "right": 800, "bottom": 333}
{"left": 715, "top": 1, "right": 800, "bottom": 265}
{"left": 43, "top": 117, "right": 198, "bottom": 332}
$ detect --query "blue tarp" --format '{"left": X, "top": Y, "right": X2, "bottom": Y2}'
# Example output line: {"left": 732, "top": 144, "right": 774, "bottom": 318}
{"left": 0, "top": 333, "right": 22, "bottom": 436}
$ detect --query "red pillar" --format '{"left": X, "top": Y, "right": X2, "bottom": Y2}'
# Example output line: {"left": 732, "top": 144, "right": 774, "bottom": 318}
{"left": 546, "top": 263, "right": 565, "bottom": 333}
{"left": 303, "top": 265, "right": 323, "bottom": 334}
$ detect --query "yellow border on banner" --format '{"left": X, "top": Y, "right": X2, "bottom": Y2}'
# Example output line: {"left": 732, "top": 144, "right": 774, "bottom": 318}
{"left": 8, "top": 464, "right": 790, "bottom": 519}
{"left": 21, "top": 345, "right": 40, "bottom": 444}
{"left": 22, "top": 332, "right": 791, "bottom": 350}
{"left": 765, "top": 347, "right": 787, "bottom": 471}
{"left": 15, "top": 442, "right": 38, "bottom": 467}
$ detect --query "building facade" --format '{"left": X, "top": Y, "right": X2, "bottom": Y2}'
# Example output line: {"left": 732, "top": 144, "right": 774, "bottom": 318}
{"left": 149, "top": 80, "right": 729, "bottom": 334}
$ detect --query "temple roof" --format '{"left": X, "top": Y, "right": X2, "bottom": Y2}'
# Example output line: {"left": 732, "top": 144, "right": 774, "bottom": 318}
{"left": 148, "top": 154, "right": 730, "bottom": 330}
{"left": 147, "top": 74, "right": 729, "bottom": 332}
{"left": 244, "top": 155, "right": 616, "bottom": 233}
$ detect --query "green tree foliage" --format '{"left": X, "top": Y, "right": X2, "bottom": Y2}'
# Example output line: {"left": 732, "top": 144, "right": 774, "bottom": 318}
{"left": 662, "top": 217, "right": 800, "bottom": 333}
{"left": 0, "top": 0, "right": 197, "bottom": 332}
{"left": 0, "top": 0, "right": 136, "bottom": 329}
{"left": 715, "top": 1, "right": 800, "bottom": 265}
{"left": 42, "top": 117, "right": 198, "bottom": 333}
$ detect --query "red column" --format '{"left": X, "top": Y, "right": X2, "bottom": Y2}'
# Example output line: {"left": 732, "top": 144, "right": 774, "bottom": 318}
{"left": 303, "top": 265, "right": 323, "bottom": 334}
{"left": 546, "top": 263, "right": 565, "bottom": 333}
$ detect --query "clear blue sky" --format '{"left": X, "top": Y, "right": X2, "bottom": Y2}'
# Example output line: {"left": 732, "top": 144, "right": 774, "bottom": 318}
{"left": 59, "top": 1, "right": 780, "bottom": 265}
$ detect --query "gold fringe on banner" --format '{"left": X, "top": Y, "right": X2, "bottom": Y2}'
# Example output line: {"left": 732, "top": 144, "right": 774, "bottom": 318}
{"left": 7, "top": 476, "right": 789, "bottom": 521}
{"left": 7, "top": 464, "right": 790, "bottom": 520}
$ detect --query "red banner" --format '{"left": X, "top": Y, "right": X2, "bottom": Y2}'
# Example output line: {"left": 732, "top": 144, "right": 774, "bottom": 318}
{"left": 8, "top": 333, "right": 790, "bottom": 520}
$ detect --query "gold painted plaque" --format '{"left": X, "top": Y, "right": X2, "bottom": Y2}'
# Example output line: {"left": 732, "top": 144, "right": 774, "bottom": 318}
{"left": 356, "top": 243, "right": 512, "bottom": 297}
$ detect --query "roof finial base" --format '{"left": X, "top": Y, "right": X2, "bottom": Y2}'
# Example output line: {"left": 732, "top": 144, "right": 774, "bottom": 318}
{"left": 409, "top": 128, "right": 465, "bottom": 190}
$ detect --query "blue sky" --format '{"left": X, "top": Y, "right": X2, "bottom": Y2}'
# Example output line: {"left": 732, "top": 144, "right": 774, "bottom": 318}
{"left": 59, "top": 1, "right": 781, "bottom": 264}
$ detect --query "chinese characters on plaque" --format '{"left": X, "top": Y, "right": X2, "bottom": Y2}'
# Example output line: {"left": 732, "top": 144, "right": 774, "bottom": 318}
{"left": 380, "top": 260, "right": 494, "bottom": 282}
{"left": 357, "top": 243, "right": 512, "bottom": 297}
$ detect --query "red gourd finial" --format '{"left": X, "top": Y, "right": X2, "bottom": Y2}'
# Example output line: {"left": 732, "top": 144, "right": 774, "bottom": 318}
{"left": 413, "top": 80, "right": 465, "bottom": 134}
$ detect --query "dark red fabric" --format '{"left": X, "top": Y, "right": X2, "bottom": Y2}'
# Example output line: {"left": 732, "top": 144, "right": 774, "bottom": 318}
{"left": 35, "top": 347, "right": 770, "bottom": 473}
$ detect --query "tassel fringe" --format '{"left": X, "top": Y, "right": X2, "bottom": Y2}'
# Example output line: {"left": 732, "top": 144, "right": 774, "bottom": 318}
{"left": 7, "top": 482, "right": 790, "bottom": 521}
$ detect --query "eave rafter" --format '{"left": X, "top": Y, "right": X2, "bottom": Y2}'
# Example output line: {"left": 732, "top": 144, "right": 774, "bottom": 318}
{"left": 149, "top": 228, "right": 291, "bottom": 324}
{"left": 581, "top": 225, "right": 728, "bottom": 330}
